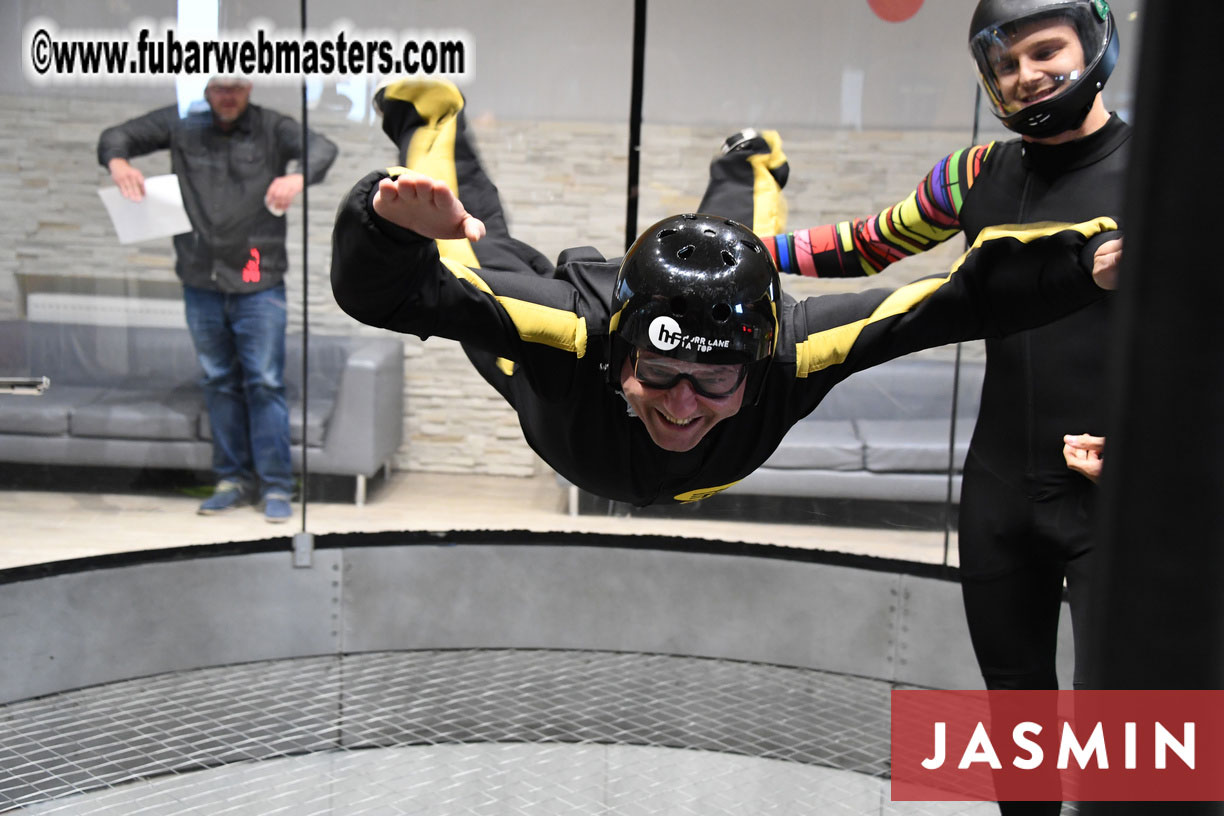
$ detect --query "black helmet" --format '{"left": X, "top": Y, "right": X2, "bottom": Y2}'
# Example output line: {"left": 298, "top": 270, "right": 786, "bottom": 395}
{"left": 968, "top": 0, "right": 1118, "bottom": 138}
{"left": 608, "top": 213, "right": 780, "bottom": 400}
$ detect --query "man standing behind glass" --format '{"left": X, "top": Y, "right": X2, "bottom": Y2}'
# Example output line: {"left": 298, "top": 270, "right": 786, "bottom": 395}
{"left": 98, "top": 76, "right": 339, "bottom": 522}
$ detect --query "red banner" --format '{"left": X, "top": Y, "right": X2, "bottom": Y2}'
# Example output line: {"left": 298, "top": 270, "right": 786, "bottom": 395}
{"left": 891, "top": 690, "right": 1224, "bottom": 802}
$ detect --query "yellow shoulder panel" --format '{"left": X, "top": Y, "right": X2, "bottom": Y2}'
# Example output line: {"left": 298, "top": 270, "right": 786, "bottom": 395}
{"left": 440, "top": 257, "right": 589, "bottom": 358}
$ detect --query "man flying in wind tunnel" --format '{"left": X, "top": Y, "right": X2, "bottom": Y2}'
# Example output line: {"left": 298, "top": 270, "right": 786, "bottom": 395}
{"left": 330, "top": 77, "right": 1119, "bottom": 508}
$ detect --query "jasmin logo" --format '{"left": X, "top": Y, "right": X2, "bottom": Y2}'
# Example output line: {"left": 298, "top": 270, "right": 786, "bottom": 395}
{"left": 891, "top": 689, "right": 1224, "bottom": 802}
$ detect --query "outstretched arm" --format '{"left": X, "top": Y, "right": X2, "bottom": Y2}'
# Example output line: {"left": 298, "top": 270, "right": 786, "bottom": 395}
{"left": 372, "top": 170, "right": 486, "bottom": 243}
{"left": 97, "top": 105, "right": 179, "bottom": 203}
{"left": 763, "top": 145, "right": 989, "bottom": 278}
{"left": 332, "top": 169, "right": 586, "bottom": 360}
{"left": 788, "top": 218, "right": 1118, "bottom": 378}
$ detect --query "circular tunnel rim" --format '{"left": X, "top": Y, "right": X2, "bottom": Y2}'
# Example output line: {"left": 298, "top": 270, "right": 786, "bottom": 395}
{"left": 0, "top": 527, "right": 960, "bottom": 586}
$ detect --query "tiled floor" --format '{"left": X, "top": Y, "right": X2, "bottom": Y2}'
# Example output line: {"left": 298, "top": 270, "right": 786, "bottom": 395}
{"left": 0, "top": 466, "right": 956, "bottom": 572}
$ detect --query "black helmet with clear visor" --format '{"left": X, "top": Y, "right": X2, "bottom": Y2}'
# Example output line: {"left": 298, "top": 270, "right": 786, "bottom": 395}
{"left": 968, "top": 0, "right": 1118, "bottom": 138}
{"left": 608, "top": 213, "right": 780, "bottom": 403}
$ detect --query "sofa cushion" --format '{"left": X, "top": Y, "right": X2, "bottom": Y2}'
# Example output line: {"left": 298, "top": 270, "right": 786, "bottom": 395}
{"left": 812, "top": 358, "right": 984, "bottom": 421}
{"left": 199, "top": 397, "right": 334, "bottom": 448}
{"left": 729, "top": 467, "right": 962, "bottom": 504}
{"left": 0, "top": 386, "right": 108, "bottom": 436}
{"left": 71, "top": 385, "right": 205, "bottom": 441}
{"left": 761, "top": 420, "right": 863, "bottom": 470}
{"left": 24, "top": 323, "right": 200, "bottom": 388}
{"left": 857, "top": 418, "right": 976, "bottom": 473}
{"left": 288, "top": 398, "right": 334, "bottom": 448}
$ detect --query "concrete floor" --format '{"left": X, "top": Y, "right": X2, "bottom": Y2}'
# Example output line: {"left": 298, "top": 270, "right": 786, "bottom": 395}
{"left": 0, "top": 467, "right": 957, "bottom": 572}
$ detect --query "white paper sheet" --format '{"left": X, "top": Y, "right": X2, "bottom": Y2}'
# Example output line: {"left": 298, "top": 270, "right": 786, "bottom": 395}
{"left": 97, "top": 174, "right": 193, "bottom": 244}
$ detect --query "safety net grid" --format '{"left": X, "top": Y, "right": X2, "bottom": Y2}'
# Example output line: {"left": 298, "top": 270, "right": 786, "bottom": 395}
{"left": 1, "top": 649, "right": 1018, "bottom": 815}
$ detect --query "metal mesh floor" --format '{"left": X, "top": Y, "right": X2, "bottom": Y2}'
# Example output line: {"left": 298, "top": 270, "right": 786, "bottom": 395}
{"left": 1, "top": 650, "right": 1001, "bottom": 815}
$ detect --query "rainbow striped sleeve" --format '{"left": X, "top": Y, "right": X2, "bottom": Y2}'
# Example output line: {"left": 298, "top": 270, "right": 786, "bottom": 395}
{"left": 765, "top": 143, "right": 993, "bottom": 277}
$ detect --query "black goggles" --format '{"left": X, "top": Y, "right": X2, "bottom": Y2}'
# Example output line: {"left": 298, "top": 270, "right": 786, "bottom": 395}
{"left": 631, "top": 348, "right": 748, "bottom": 399}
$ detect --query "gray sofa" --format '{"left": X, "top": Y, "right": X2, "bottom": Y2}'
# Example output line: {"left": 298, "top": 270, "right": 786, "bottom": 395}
{"left": 725, "top": 356, "right": 982, "bottom": 504}
{"left": 563, "top": 355, "right": 983, "bottom": 516}
{"left": 0, "top": 320, "right": 404, "bottom": 504}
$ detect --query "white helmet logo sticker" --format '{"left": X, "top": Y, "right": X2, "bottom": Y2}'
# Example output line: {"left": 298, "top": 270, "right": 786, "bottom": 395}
{"left": 647, "top": 315, "right": 732, "bottom": 354}
{"left": 649, "top": 316, "right": 682, "bottom": 351}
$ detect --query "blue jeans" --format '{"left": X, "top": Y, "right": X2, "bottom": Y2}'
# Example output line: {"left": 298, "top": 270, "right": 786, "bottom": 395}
{"left": 183, "top": 284, "right": 292, "bottom": 497}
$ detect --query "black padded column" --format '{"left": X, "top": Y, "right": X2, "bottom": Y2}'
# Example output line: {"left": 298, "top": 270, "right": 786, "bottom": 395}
{"left": 1081, "top": 2, "right": 1224, "bottom": 813}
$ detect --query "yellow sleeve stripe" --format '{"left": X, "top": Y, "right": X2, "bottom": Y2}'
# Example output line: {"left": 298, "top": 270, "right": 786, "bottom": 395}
{"left": 949, "top": 217, "right": 1118, "bottom": 273}
{"left": 499, "top": 298, "right": 589, "bottom": 357}
{"left": 435, "top": 237, "right": 480, "bottom": 267}
{"left": 876, "top": 203, "right": 928, "bottom": 256}
{"left": 441, "top": 256, "right": 493, "bottom": 294}
{"left": 440, "top": 257, "right": 589, "bottom": 358}
{"left": 893, "top": 192, "right": 960, "bottom": 244}
{"left": 794, "top": 277, "right": 947, "bottom": 377}
{"left": 836, "top": 221, "right": 856, "bottom": 253}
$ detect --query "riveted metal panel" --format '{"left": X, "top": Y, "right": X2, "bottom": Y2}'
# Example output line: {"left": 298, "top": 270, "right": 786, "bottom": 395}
{"left": 0, "top": 549, "right": 342, "bottom": 703}
{"left": 341, "top": 542, "right": 906, "bottom": 679}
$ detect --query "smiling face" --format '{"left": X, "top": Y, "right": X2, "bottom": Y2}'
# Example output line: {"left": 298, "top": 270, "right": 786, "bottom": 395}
{"left": 988, "top": 19, "right": 1087, "bottom": 113}
{"left": 619, "top": 349, "right": 748, "bottom": 452}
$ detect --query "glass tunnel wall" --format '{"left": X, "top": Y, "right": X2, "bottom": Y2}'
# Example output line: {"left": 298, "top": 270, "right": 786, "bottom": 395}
{"left": 0, "top": 0, "right": 1140, "bottom": 564}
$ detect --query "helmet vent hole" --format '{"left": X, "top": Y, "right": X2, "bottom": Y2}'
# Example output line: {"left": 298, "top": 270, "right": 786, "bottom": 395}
{"left": 677, "top": 244, "right": 695, "bottom": 260}
{"left": 703, "top": 228, "right": 716, "bottom": 237}
{"left": 657, "top": 228, "right": 677, "bottom": 239}
{"left": 721, "top": 249, "right": 736, "bottom": 266}
{"left": 669, "top": 296, "right": 687, "bottom": 316}
{"left": 711, "top": 303, "right": 732, "bottom": 322}
{"left": 740, "top": 240, "right": 760, "bottom": 253}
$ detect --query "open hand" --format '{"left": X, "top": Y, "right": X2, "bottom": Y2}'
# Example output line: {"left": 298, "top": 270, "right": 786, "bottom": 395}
{"left": 372, "top": 170, "right": 486, "bottom": 243}
{"left": 108, "top": 158, "right": 146, "bottom": 202}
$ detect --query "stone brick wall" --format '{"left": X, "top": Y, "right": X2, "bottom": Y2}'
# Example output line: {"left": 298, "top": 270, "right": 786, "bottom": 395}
{"left": 0, "top": 92, "right": 976, "bottom": 477}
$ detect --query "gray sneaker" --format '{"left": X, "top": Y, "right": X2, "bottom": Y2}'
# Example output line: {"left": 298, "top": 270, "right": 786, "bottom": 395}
{"left": 198, "top": 480, "right": 248, "bottom": 515}
{"left": 262, "top": 491, "right": 292, "bottom": 524}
